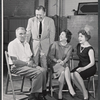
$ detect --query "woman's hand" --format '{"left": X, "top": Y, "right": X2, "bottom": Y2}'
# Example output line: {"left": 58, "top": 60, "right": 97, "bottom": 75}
{"left": 57, "top": 59, "right": 62, "bottom": 63}
{"left": 59, "top": 61, "right": 64, "bottom": 66}
{"left": 76, "top": 67, "right": 85, "bottom": 73}
{"left": 56, "top": 59, "right": 64, "bottom": 66}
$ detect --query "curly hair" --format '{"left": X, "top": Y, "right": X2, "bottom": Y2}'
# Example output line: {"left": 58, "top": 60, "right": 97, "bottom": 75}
{"left": 61, "top": 29, "right": 72, "bottom": 43}
{"left": 78, "top": 30, "right": 91, "bottom": 41}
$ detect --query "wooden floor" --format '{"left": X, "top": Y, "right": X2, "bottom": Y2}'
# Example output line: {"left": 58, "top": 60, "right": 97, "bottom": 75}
{"left": 3, "top": 74, "right": 98, "bottom": 100}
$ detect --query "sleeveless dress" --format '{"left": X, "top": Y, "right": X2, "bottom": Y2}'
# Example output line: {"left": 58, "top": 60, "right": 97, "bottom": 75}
{"left": 71, "top": 43, "right": 96, "bottom": 80}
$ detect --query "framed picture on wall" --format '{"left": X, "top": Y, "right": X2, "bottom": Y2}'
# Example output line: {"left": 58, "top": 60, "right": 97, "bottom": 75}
{"left": 77, "top": 2, "right": 98, "bottom": 15}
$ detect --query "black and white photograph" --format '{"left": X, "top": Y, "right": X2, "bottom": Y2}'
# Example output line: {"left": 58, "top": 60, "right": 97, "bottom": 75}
{"left": 3, "top": 0, "right": 98, "bottom": 100}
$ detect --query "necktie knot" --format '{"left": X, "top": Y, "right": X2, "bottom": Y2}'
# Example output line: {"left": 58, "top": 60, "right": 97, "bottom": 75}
{"left": 80, "top": 47, "right": 84, "bottom": 50}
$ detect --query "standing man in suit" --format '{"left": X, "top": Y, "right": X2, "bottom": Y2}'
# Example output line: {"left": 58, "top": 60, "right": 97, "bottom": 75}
{"left": 26, "top": 5, "right": 55, "bottom": 70}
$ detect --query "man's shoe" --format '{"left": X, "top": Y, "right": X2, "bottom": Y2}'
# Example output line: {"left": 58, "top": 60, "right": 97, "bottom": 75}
{"left": 42, "top": 90, "right": 47, "bottom": 96}
{"left": 38, "top": 94, "right": 47, "bottom": 100}
{"left": 29, "top": 88, "right": 31, "bottom": 92}
{"left": 58, "top": 99, "right": 63, "bottom": 100}
{"left": 28, "top": 93, "right": 37, "bottom": 100}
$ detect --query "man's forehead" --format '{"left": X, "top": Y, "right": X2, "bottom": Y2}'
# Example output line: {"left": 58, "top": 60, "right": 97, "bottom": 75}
{"left": 61, "top": 32, "right": 66, "bottom": 34}
{"left": 18, "top": 29, "right": 26, "bottom": 33}
{"left": 36, "top": 9, "right": 44, "bottom": 14}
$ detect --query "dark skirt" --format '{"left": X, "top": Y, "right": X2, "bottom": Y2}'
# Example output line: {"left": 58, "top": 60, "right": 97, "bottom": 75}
{"left": 71, "top": 65, "right": 96, "bottom": 80}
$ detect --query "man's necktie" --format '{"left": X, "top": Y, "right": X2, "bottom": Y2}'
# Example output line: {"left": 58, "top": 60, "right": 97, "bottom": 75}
{"left": 38, "top": 21, "right": 42, "bottom": 66}
{"left": 39, "top": 21, "right": 42, "bottom": 38}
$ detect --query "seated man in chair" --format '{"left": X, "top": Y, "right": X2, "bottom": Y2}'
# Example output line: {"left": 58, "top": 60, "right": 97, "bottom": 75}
{"left": 8, "top": 27, "right": 47, "bottom": 100}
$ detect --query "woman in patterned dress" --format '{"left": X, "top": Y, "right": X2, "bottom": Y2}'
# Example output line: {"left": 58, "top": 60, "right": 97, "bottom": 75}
{"left": 48, "top": 30, "right": 76, "bottom": 100}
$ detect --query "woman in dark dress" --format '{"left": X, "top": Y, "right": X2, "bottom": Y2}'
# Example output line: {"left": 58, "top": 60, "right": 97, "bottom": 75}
{"left": 71, "top": 30, "right": 96, "bottom": 100}
{"left": 48, "top": 30, "right": 76, "bottom": 100}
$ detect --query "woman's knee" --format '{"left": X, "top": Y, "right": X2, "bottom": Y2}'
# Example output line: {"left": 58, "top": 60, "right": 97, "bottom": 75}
{"left": 58, "top": 78, "right": 65, "bottom": 83}
{"left": 71, "top": 73, "right": 74, "bottom": 80}
{"left": 74, "top": 71, "right": 80, "bottom": 78}
{"left": 58, "top": 71, "right": 65, "bottom": 82}
{"left": 38, "top": 67, "right": 47, "bottom": 74}
{"left": 65, "top": 67, "right": 70, "bottom": 72}
{"left": 61, "top": 71, "right": 65, "bottom": 76}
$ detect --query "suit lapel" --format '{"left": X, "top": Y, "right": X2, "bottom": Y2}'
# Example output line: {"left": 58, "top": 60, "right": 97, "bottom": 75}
{"left": 32, "top": 18, "right": 39, "bottom": 38}
{"left": 41, "top": 17, "right": 48, "bottom": 38}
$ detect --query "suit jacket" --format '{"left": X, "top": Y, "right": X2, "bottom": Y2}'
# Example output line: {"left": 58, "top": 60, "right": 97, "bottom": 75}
{"left": 26, "top": 16, "right": 55, "bottom": 56}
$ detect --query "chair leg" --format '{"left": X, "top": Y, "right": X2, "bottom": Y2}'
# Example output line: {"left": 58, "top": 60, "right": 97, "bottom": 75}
{"left": 30, "top": 78, "right": 32, "bottom": 91}
{"left": 9, "top": 75, "right": 16, "bottom": 100}
{"left": 87, "top": 78, "right": 90, "bottom": 90}
{"left": 88, "top": 76, "right": 96, "bottom": 99}
{"left": 5, "top": 74, "right": 9, "bottom": 94}
{"left": 92, "top": 76, "right": 95, "bottom": 98}
{"left": 48, "top": 74, "right": 51, "bottom": 92}
{"left": 21, "top": 76, "right": 25, "bottom": 92}
{"left": 49, "top": 70, "right": 53, "bottom": 96}
{"left": 51, "top": 86, "right": 53, "bottom": 97}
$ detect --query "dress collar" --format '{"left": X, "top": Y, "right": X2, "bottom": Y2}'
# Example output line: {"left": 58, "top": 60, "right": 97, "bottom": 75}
{"left": 58, "top": 41, "right": 69, "bottom": 48}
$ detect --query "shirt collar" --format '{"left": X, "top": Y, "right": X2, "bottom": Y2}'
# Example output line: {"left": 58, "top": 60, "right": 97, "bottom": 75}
{"left": 37, "top": 17, "right": 45, "bottom": 24}
{"left": 16, "top": 38, "right": 27, "bottom": 44}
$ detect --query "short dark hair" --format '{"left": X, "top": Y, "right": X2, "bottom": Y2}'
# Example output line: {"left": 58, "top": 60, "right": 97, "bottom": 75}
{"left": 78, "top": 30, "right": 91, "bottom": 41}
{"left": 61, "top": 29, "right": 72, "bottom": 43}
{"left": 36, "top": 5, "right": 46, "bottom": 12}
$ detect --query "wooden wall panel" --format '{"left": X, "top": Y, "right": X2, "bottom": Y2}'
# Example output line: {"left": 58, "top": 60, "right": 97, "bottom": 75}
{"left": 4, "top": 17, "right": 29, "bottom": 42}
{"left": 4, "top": 31, "right": 9, "bottom": 44}
{"left": 9, "top": 18, "right": 28, "bottom": 31}
{"left": 4, "top": 18, "right": 8, "bottom": 30}
{"left": 60, "top": 17, "right": 67, "bottom": 31}
{"left": 4, "top": 0, "right": 36, "bottom": 17}
{"left": 8, "top": 31, "right": 16, "bottom": 42}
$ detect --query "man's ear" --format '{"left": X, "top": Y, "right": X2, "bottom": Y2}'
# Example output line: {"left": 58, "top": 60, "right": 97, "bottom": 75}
{"left": 44, "top": 12, "right": 46, "bottom": 16}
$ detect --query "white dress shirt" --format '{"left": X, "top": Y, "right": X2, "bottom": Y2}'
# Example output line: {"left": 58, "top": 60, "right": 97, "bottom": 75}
{"left": 8, "top": 38, "right": 32, "bottom": 64}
